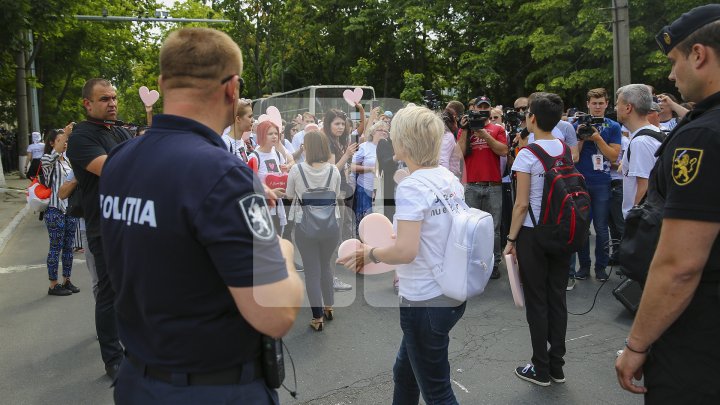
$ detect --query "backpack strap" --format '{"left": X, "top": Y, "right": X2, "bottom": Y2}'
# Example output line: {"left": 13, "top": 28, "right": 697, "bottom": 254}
{"left": 627, "top": 129, "right": 664, "bottom": 164}
{"left": 414, "top": 176, "right": 468, "bottom": 215}
{"left": 323, "top": 166, "right": 334, "bottom": 188}
{"left": 297, "top": 163, "right": 311, "bottom": 189}
{"left": 523, "top": 141, "right": 569, "bottom": 227}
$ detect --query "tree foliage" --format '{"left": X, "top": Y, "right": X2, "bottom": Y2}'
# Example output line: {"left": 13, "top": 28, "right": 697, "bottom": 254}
{"left": 0, "top": 0, "right": 711, "bottom": 131}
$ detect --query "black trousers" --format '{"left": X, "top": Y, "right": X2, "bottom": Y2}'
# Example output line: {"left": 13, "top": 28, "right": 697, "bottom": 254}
{"left": 87, "top": 235, "right": 124, "bottom": 367}
{"left": 516, "top": 226, "right": 570, "bottom": 376}
{"left": 500, "top": 182, "right": 513, "bottom": 243}
{"left": 644, "top": 284, "right": 720, "bottom": 404}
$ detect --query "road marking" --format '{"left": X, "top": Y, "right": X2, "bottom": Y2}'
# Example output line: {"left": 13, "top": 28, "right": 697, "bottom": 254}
{"left": 451, "top": 379, "right": 469, "bottom": 393}
{"left": 566, "top": 334, "right": 592, "bottom": 342}
{"left": 0, "top": 259, "right": 86, "bottom": 274}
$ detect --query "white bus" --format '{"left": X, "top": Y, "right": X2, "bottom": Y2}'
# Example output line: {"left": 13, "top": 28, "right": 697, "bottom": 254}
{"left": 253, "top": 85, "right": 377, "bottom": 122}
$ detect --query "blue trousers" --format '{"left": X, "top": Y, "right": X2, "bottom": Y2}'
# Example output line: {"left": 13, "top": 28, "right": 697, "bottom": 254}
{"left": 393, "top": 299, "right": 466, "bottom": 405}
{"left": 114, "top": 358, "right": 279, "bottom": 404}
{"left": 44, "top": 207, "right": 77, "bottom": 281}
{"left": 570, "top": 181, "right": 611, "bottom": 276}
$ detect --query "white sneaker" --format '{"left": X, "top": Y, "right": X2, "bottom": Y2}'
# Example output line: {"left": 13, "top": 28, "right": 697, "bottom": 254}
{"left": 566, "top": 278, "right": 576, "bottom": 291}
{"left": 333, "top": 277, "right": 352, "bottom": 291}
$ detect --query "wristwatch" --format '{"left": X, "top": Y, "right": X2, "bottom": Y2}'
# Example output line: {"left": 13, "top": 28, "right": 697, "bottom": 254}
{"left": 506, "top": 235, "right": 517, "bottom": 243}
{"left": 368, "top": 248, "right": 381, "bottom": 264}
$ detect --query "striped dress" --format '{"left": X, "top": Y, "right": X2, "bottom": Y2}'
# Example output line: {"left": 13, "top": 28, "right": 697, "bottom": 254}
{"left": 40, "top": 151, "right": 72, "bottom": 212}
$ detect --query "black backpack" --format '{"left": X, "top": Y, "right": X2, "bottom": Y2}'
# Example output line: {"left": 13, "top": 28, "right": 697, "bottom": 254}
{"left": 525, "top": 142, "right": 592, "bottom": 254}
{"left": 296, "top": 164, "right": 338, "bottom": 237}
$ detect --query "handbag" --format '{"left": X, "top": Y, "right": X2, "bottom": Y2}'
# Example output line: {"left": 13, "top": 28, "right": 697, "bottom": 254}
{"left": 296, "top": 164, "right": 338, "bottom": 237}
{"left": 26, "top": 163, "right": 54, "bottom": 212}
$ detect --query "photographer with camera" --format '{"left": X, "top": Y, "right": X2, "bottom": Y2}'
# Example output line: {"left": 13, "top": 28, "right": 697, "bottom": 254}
{"left": 569, "top": 88, "right": 622, "bottom": 283}
{"left": 457, "top": 96, "right": 508, "bottom": 279}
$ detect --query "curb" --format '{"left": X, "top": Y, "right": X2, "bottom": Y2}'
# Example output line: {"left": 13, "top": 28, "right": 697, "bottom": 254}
{"left": 0, "top": 204, "right": 30, "bottom": 256}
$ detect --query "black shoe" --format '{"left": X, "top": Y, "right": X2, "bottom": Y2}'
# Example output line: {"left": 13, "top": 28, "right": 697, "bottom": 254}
{"left": 105, "top": 363, "right": 120, "bottom": 380}
{"left": 550, "top": 368, "right": 566, "bottom": 383}
{"left": 48, "top": 284, "right": 72, "bottom": 296}
{"left": 294, "top": 261, "right": 304, "bottom": 272}
{"left": 490, "top": 267, "right": 501, "bottom": 279}
{"left": 515, "top": 364, "right": 550, "bottom": 386}
{"left": 595, "top": 268, "right": 609, "bottom": 282}
{"left": 574, "top": 268, "right": 590, "bottom": 280}
{"left": 62, "top": 280, "right": 80, "bottom": 293}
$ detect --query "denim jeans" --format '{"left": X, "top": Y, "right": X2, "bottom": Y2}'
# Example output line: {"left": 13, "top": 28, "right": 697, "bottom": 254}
{"left": 608, "top": 180, "right": 624, "bottom": 262}
{"left": 393, "top": 299, "right": 466, "bottom": 405}
{"left": 570, "top": 181, "right": 611, "bottom": 276}
{"left": 464, "top": 183, "right": 502, "bottom": 267}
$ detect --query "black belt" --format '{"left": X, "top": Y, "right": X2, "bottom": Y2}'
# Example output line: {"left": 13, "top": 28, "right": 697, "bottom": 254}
{"left": 611, "top": 179, "right": 623, "bottom": 187}
{"left": 126, "top": 352, "right": 263, "bottom": 386}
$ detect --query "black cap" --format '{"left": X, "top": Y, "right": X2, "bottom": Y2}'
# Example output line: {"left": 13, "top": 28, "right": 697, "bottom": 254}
{"left": 475, "top": 96, "right": 492, "bottom": 107}
{"left": 656, "top": 5, "right": 720, "bottom": 55}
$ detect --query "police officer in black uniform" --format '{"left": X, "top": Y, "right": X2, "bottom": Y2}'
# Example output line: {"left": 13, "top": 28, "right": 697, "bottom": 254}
{"left": 615, "top": 5, "right": 720, "bottom": 403}
{"left": 99, "top": 28, "right": 303, "bottom": 403}
{"left": 66, "top": 78, "right": 129, "bottom": 378}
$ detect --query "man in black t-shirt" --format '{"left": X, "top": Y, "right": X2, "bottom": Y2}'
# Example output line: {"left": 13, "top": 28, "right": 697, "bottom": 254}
{"left": 66, "top": 78, "right": 130, "bottom": 379}
{"left": 615, "top": 5, "right": 720, "bottom": 403}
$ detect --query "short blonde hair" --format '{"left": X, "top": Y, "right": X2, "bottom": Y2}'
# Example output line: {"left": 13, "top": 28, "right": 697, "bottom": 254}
{"left": 390, "top": 106, "right": 443, "bottom": 167}
{"left": 365, "top": 120, "right": 389, "bottom": 142}
{"left": 160, "top": 28, "right": 242, "bottom": 90}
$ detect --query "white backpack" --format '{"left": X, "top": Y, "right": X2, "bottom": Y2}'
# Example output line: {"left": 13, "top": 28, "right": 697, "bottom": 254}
{"left": 416, "top": 177, "right": 495, "bottom": 302}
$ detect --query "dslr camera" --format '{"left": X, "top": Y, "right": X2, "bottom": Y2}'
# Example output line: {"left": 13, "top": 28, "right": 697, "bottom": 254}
{"left": 466, "top": 110, "right": 490, "bottom": 131}
{"left": 423, "top": 90, "right": 442, "bottom": 111}
{"left": 575, "top": 113, "right": 605, "bottom": 140}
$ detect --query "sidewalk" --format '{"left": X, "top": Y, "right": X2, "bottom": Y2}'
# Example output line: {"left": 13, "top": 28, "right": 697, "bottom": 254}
{"left": 0, "top": 172, "right": 31, "bottom": 254}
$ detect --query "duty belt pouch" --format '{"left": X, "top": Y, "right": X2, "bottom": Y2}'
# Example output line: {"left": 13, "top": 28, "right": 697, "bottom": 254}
{"left": 261, "top": 336, "right": 285, "bottom": 389}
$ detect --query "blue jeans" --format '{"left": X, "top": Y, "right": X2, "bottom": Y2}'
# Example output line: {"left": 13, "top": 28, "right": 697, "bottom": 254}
{"left": 353, "top": 184, "right": 373, "bottom": 229}
{"left": 569, "top": 181, "right": 610, "bottom": 276}
{"left": 393, "top": 299, "right": 466, "bottom": 405}
{"left": 464, "top": 183, "right": 502, "bottom": 267}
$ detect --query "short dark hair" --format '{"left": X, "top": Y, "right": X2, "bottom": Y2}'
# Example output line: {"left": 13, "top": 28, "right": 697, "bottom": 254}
{"left": 676, "top": 20, "right": 720, "bottom": 57}
{"left": 82, "top": 78, "right": 112, "bottom": 100}
{"left": 446, "top": 101, "right": 465, "bottom": 117}
{"left": 528, "top": 92, "right": 564, "bottom": 132}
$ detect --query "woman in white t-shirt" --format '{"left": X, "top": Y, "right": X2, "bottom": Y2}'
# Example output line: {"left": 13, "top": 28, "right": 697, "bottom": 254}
{"left": 248, "top": 121, "right": 294, "bottom": 234}
{"left": 338, "top": 106, "right": 466, "bottom": 404}
{"left": 221, "top": 99, "right": 254, "bottom": 162}
{"left": 504, "top": 93, "right": 571, "bottom": 387}
{"left": 351, "top": 121, "right": 388, "bottom": 227}
{"left": 25, "top": 131, "right": 45, "bottom": 179}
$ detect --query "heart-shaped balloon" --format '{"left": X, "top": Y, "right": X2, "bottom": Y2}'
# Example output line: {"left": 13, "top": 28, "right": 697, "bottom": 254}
{"left": 247, "top": 156, "right": 258, "bottom": 173}
{"left": 258, "top": 106, "right": 283, "bottom": 131}
{"left": 265, "top": 173, "right": 288, "bottom": 190}
{"left": 393, "top": 168, "right": 410, "bottom": 184}
{"left": 337, "top": 213, "right": 395, "bottom": 275}
{"left": 139, "top": 86, "right": 160, "bottom": 106}
{"left": 343, "top": 87, "right": 364, "bottom": 107}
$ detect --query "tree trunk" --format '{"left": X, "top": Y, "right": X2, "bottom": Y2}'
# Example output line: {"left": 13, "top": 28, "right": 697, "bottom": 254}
{"left": 15, "top": 48, "right": 29, "bottom": 179}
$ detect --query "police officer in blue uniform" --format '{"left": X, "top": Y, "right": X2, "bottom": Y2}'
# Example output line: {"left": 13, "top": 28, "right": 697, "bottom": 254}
{"left": 615, "top": 5, "right": 720, "bottom": 403}
{"left": 99, "top": 28, "right": 303, "bottom": 404}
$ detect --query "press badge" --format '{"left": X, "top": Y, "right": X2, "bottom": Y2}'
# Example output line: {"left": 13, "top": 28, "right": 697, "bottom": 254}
{"left": 592, "top": 154, "right": 604, "bottom": 171}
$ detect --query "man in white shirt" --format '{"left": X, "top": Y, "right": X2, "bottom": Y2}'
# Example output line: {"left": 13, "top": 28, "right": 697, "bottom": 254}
{"left": 615, "top": 84, "right": 663, "bottom": 218}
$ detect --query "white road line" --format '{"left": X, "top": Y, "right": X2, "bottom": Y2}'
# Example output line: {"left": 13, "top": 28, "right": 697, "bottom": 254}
{"left": 566, "top": 334, "right": 592, "bottom": 342}
{"left": 451, "top": 379, "right": 469, "bottom": 393}
{"left": 0, "top": 259, "right": 86, "bottom": 274}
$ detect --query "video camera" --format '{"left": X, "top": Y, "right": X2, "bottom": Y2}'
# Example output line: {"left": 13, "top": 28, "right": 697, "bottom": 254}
{"left": 423, "top": 90, "right": 442, "bottom": 111}
{"left": 466, "top": 110, "right": 490, "bottom": 131}
{"left": 575, "top": 113, "right": 605, "bottom": 140}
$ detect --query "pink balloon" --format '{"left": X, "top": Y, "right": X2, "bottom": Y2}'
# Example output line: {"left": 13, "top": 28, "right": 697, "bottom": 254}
{"left": 258, "top": 106, "right": 283, "bottom": 131}
{"left": 343, "top": 87, "right": 364, "bottom": 106}
{"left": 338, "top": 238, "right": 363, "bottom": 260}
{"left": 505, "top": 254, "right": 524, "bottom": 308}
{"left": 359, "top": 213, "right": 393, "bottom": 247}
{"left": 138, "top": 86, "right": 160, "bottom": 106}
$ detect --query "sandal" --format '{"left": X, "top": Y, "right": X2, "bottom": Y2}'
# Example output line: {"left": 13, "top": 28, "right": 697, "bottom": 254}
{"left": 323, "top": 307, "right": 334, "bottom": 321}
{"left": 310, "top": 317, "right": 324, "bottom": 331}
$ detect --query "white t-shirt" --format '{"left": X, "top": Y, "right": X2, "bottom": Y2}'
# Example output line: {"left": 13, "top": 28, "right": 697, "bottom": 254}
{"left": 611, "top": 136, "right": 629, "bottom": 181}
{"left": 439, "top": 130, "right": 461, "bottom": 176}
{"left": 27, "top": 143, "right": 44, "bottom": 159}
{"left": 659, "top": 118, "right": 677, "bottom": 133}
{"left": 249, "top": 148, "right": 287, "bottom": 225}
{"left": 221, "top": 134, "right": 248, "bottom": 162}
{"left": 621, "top": 125, "right": 661, "bottom": 218}
{"left": 527, "top": 120, "right": 578, "bottom": 147}
{"left": 283, "top": 139, "right": 295, "bottom": 154}
{"left": 393, "top": 166, "right": 465, "bottom": 301}
{"left": 511, "top": 139, "right": 564, "bottom": 227}
{"left": 352, "top": 142, "right": 377, "bottom": 192}
{"left": 291, "top": 130, "right": 306, "bottom": 163}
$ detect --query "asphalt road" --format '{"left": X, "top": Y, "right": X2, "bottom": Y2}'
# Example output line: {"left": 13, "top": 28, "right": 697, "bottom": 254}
{"left": 0, "top": 214, "right": 642, "bottom": 405}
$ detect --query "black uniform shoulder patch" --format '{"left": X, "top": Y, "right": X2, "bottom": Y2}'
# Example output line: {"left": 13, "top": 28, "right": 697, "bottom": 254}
{"left": 239, "top": 194, "right": 276, "bottom": 240}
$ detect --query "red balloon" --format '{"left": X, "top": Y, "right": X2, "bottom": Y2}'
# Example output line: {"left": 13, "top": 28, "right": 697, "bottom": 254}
{"left": 247, "top": 156, "right": 259, "bottom": 173}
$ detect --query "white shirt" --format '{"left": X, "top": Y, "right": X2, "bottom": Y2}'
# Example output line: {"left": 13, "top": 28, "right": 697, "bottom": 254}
{"left": 27, "top": 143, "right": 45, "bottom": 159}
{"left": 221, "top": 133, "right": 248, "bottom": 162}
{"left": 511, "top": 139, "right": 564, "bottom": 227}
{"left": 527, "top": 120, "right": 578, "bottom": 147}
{"left": 621, "top": 124, "right": 662, "bottom": 218}
{"left": 291, "top": 130, "right": 306, "bottom": 163}
{"left": 393, "top": 166, "right": 465, "bottom": 301}
{"left": 352, "top": 142, "right": 377, "bottom": 192}
{"left": 659, "top": 118, "right": 677, "bottom": 133}
{"left": 439, "top": 131, "right": 461, "bottom": 176}
{"left": 249, "top": 148, "right": 287, "bottom": 225}
{"left": 611, "top": 136, "right": 629, "bottom": 181}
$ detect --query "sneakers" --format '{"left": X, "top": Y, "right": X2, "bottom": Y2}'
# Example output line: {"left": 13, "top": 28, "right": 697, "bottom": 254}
{"left": 63, "top": 280, "right": 80, "bottom": 293}
{"left": 48, "top": 284, "right": 72, "bottom": 296}
{"left": 550, "top": 368, "right": 566, "bottom": 383}
{"left": 595, "top": 268, "right": 609, "bottom": 282}
{"left": 566, "top": 278, "right": 576, "bottom": 291}
{"left": 574, "top": 268, "right": 590, "bottom": 280}
{"left": 490, "top": 266, "right": 501, "bottom": 279}
{"left": 515, "top": 364, "right": 550, "bottom": 386}
{"left": 333, "top": 277, "right": 352, "bottom": 291}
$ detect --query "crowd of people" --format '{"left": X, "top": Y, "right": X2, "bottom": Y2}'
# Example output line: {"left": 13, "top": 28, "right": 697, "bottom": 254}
{"left": 17, "top": 4, "right": 720, "bottom": 404}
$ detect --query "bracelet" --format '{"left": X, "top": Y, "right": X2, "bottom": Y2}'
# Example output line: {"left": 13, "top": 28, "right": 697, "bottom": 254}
{"left": 368, "top": 248, "right": 381, "bottom": 264}
{"left": 624, "top": 338, "right": 650, "bottom": 354}
{"left": 506, "top": 235, "right": 517, "bottom": 243}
